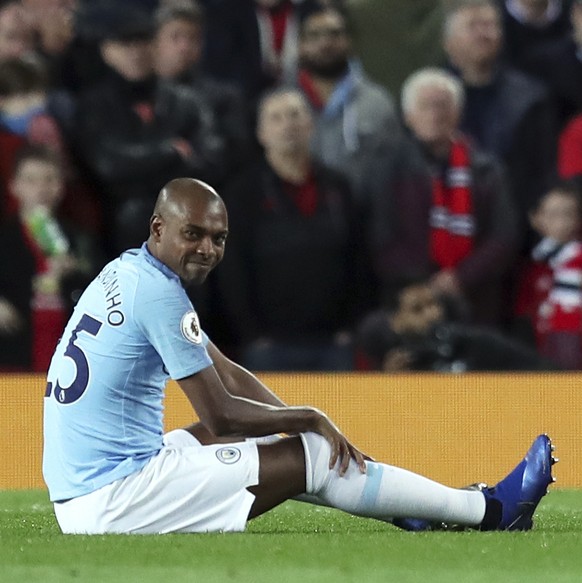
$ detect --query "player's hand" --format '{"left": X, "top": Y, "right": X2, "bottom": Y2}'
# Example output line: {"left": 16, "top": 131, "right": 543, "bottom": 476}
{"left": 313, "top": 413, "right": 368, "bottom": 476}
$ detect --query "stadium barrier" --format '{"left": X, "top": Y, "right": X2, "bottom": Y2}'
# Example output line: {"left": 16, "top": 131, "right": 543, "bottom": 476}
{"left": 2, "top": 373, "right": 580, "bottom": 490}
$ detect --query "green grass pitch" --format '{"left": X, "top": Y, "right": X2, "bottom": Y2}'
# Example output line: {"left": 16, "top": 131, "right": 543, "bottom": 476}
{"left": 1, "top": 489, "right": 582, "bottom": 583}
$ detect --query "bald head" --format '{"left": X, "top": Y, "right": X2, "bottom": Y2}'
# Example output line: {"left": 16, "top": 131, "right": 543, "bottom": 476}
{"left": 148, "top": 177, "right": 228, "bottom": 285}
{"left": 153, "top": 177, "right": 223, "bottom": 217}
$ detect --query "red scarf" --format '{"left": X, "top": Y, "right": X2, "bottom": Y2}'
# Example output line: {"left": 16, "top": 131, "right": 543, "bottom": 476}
{"left": 266, "top": 0, "right": 292, "bottom": 54}
{"left": 429, "top": 138, "right": 475, "bottom": 269}
{"left": 298, "top": 70, "right": 325, "bottom": 111}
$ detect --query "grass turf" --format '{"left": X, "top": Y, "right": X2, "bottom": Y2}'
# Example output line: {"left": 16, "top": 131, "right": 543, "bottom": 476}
{"left": 1, "top": 489, "right": 582, "bottom": 582}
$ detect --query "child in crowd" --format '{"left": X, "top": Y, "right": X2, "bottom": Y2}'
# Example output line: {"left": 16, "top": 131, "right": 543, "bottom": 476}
{"left": 0, "top": 55, "right": 66, "bottom": 154}
{"left": 0, "top": 55, "right": 102, "bottom": 231}
{"left": 0, "top": 145, "right": 99, "bottom": 371}
{"left": 517, "top": 181, "right": 582, "bottom": 369}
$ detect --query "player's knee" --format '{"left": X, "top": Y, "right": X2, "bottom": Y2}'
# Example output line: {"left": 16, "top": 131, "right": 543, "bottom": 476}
{"left": 299, "top": 432, "right": 333, "bottom": 494}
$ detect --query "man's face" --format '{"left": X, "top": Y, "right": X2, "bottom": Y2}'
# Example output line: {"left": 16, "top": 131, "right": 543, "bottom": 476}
{"left": 444, "top": 5, "right": 502, "bottom": 70}
{"left": 154, "top": 18, "right": 202, "bottom": 79}
{"left": 150, "top": 196, "right": 228, "bottom": 286}
{"left": 257, "top": 91, "right": 313, "bottom": 155}
{"left": 100, "top": 38, "right": 153, "bottom": 81}
{"left": 299, "top": 11, "right": 351, "bottom": 78}
{"left": 11, "top": 159, "right": 63, "bottom": 215}
{"left": 404, "top": 84, "right": 460, "bottom": 146}
{"left": 392, "top": 285, "right": 444, "bottom": 336}
{"left": 0, "top": 3, "right": 35, "bottom": 61}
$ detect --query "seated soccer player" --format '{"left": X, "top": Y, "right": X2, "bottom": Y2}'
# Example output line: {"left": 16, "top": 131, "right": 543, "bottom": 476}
{"left": 43, "top": 178, "right": 556, "bottom": 534}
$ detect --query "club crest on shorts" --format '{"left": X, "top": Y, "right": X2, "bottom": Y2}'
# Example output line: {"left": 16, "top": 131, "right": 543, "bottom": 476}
{"left": 216, "top": 447, "right": 242, "bottom": 464}
{"left": 180, "top": 310, "right": 202, "bottom": 344}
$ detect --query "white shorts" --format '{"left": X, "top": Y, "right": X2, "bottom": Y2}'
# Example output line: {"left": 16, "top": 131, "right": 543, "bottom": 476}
{"left": 54, "top": 429, "right": 260, "bottom": 534}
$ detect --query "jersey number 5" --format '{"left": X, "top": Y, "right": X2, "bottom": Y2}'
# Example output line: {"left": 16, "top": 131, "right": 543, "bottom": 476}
{"left": 45, "top": 314, "right": 103, "bottom": 404}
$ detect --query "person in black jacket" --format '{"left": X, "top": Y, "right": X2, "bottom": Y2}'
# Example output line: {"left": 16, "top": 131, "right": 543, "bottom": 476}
{"left": 74, "top": 3, "right": 225, "bottom": 257}
{"left": 152, "top": 2, "right": 254, "bottom": 185}
{"left": 218, "top": 86, "right": 372, "bottom": 371}
{"left": 442, "top": 0, "right": 556, "bottom": 242}
{"left": 356, "top": 280, "right": 559, "bottom": 372}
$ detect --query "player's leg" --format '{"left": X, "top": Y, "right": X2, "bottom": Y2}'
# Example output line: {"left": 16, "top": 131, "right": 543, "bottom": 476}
{"left": 247, "top": 436, "right": 307, "bottom": 518}
{"left": 297, "top": 432, "right": 556, "bottom": 531}
{"left": 182, "top": 422, "right": 243, "bottom": 444}
{"left": 244, "top": 433, "right": 492, "bottom": 527}
{"left": 297, "top": 432, "right": 491, "bottom": 527}
{"left": 180, "top": 422, "right": 287, "bottom": 447}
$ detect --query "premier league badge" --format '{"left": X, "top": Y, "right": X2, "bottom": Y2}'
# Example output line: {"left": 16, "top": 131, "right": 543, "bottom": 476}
{"left": 180, "top": 310, "right": 202, "bottom": 344}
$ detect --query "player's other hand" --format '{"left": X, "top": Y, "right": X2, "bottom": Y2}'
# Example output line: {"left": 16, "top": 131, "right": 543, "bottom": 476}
{"left": 314, "top": 413, "right": 368, "bottom": 477}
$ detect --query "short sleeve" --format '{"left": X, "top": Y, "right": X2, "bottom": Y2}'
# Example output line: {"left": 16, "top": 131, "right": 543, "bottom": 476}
{"left": 133, "top": 276, "right": 213, "bottom": 380}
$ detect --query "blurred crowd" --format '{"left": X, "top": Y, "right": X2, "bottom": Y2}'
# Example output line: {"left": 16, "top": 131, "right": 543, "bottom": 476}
{"left": 0, "top": 0, "right": 581, "bottom": 373}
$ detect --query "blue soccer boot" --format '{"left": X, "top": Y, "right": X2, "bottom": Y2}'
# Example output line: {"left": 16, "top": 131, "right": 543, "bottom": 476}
{"left": 393, "top": 435, "right": 557, "bottom": 532}
{"left": 480, "top": 433, "right": 557, "bottom": 531}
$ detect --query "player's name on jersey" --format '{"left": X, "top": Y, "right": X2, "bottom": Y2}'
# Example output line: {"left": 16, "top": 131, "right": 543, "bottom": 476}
{"left": 98, "top": 266, "right": 125, "bottom": 327}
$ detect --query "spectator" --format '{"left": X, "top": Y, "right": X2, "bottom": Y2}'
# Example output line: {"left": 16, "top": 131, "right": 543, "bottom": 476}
{"left": 516, "top": 0, "right": 582, "bottom": 129}
{"left": 0, "top": 1, "right": 35, "bottom": 62}
{"left": 21, "top": 0, "right": 76, "bottom": 59}
{"left": 296, "top": 4, "right": 400, "bottom": 207}
{"left": 520, "top": 181, "right": 582, "bottom": 369}
{"left": 154, "top": 1, "right": 206, "bottom": 82}
{"left": 356, "top": 280, "right": 559, "bottom": 372}
{"left": 366, "top": 67, "right": 518, "bottom": 329}
{"left": 0, "top": 56, "right": 67, "bottom": 156}
{"left": 500, "top": 0, "right": 573, "bottom": 69}
{"left": 0, "top": 54, "right": 101, "bottom": 232}
{"left": 153, "top": 1, "right": 253, "bottom": 182}
{"left": 74, "top": 3, "right": 225, "bottom": 257}
{"left": 202, "top": 0, "right": 320, "bottom": 105}
{"left": 0, "top": 145, "right": 100, "bottom": 371}
{"left": 442, "top": 0, "right": 556, "bottom": 236}
{"left": 218, "top": 87, "right": 369, "bottom": 371}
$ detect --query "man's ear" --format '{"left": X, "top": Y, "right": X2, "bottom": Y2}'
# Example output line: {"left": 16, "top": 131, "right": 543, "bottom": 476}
{"left": 150, "top": 214, "right": 163, "bottom": 240}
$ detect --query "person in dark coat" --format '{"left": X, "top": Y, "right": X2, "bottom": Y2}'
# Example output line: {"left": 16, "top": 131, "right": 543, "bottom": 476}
{"left": 356, "top": 280, "right": 559, "bottom": 372}
{"left": 74, "top": 3, "right": 225, "bottom": 257}
{"left": 442, "top": 0, "right": 557, "bottom": 238}
{"left": 217, "top": 87, "right": 371, "bottom": 371}
{"left": 366, "top": 67, "right": 519, "bottom": 329}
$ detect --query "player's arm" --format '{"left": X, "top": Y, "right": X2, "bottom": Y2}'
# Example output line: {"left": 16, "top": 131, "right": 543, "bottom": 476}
{"left": 178, "top": 364, "right": 366, "bottom": 474}
{"left": 206, "top": 340, "right": 286, "bottom": 407}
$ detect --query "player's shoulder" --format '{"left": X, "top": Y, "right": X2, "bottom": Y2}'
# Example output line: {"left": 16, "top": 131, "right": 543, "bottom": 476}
{"left": 118, "top": 246, "right": 188, "bottom": 308}
{"left": 117, "top": 247, "right": 176, "bottom": 287}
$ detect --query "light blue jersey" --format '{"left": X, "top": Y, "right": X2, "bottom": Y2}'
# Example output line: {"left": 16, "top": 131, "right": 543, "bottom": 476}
{"left": 43, "top": 243, "right": 213, "bottom": 501}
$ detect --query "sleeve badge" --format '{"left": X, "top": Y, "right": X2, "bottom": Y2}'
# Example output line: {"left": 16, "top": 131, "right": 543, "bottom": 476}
{"left": 180, "top": 310, "right": 202, "bottom": 344}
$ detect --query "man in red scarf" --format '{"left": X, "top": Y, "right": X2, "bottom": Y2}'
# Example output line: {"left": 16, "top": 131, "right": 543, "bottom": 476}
{"left": 366, "top": 67, "right": 519, "bottom": 329}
